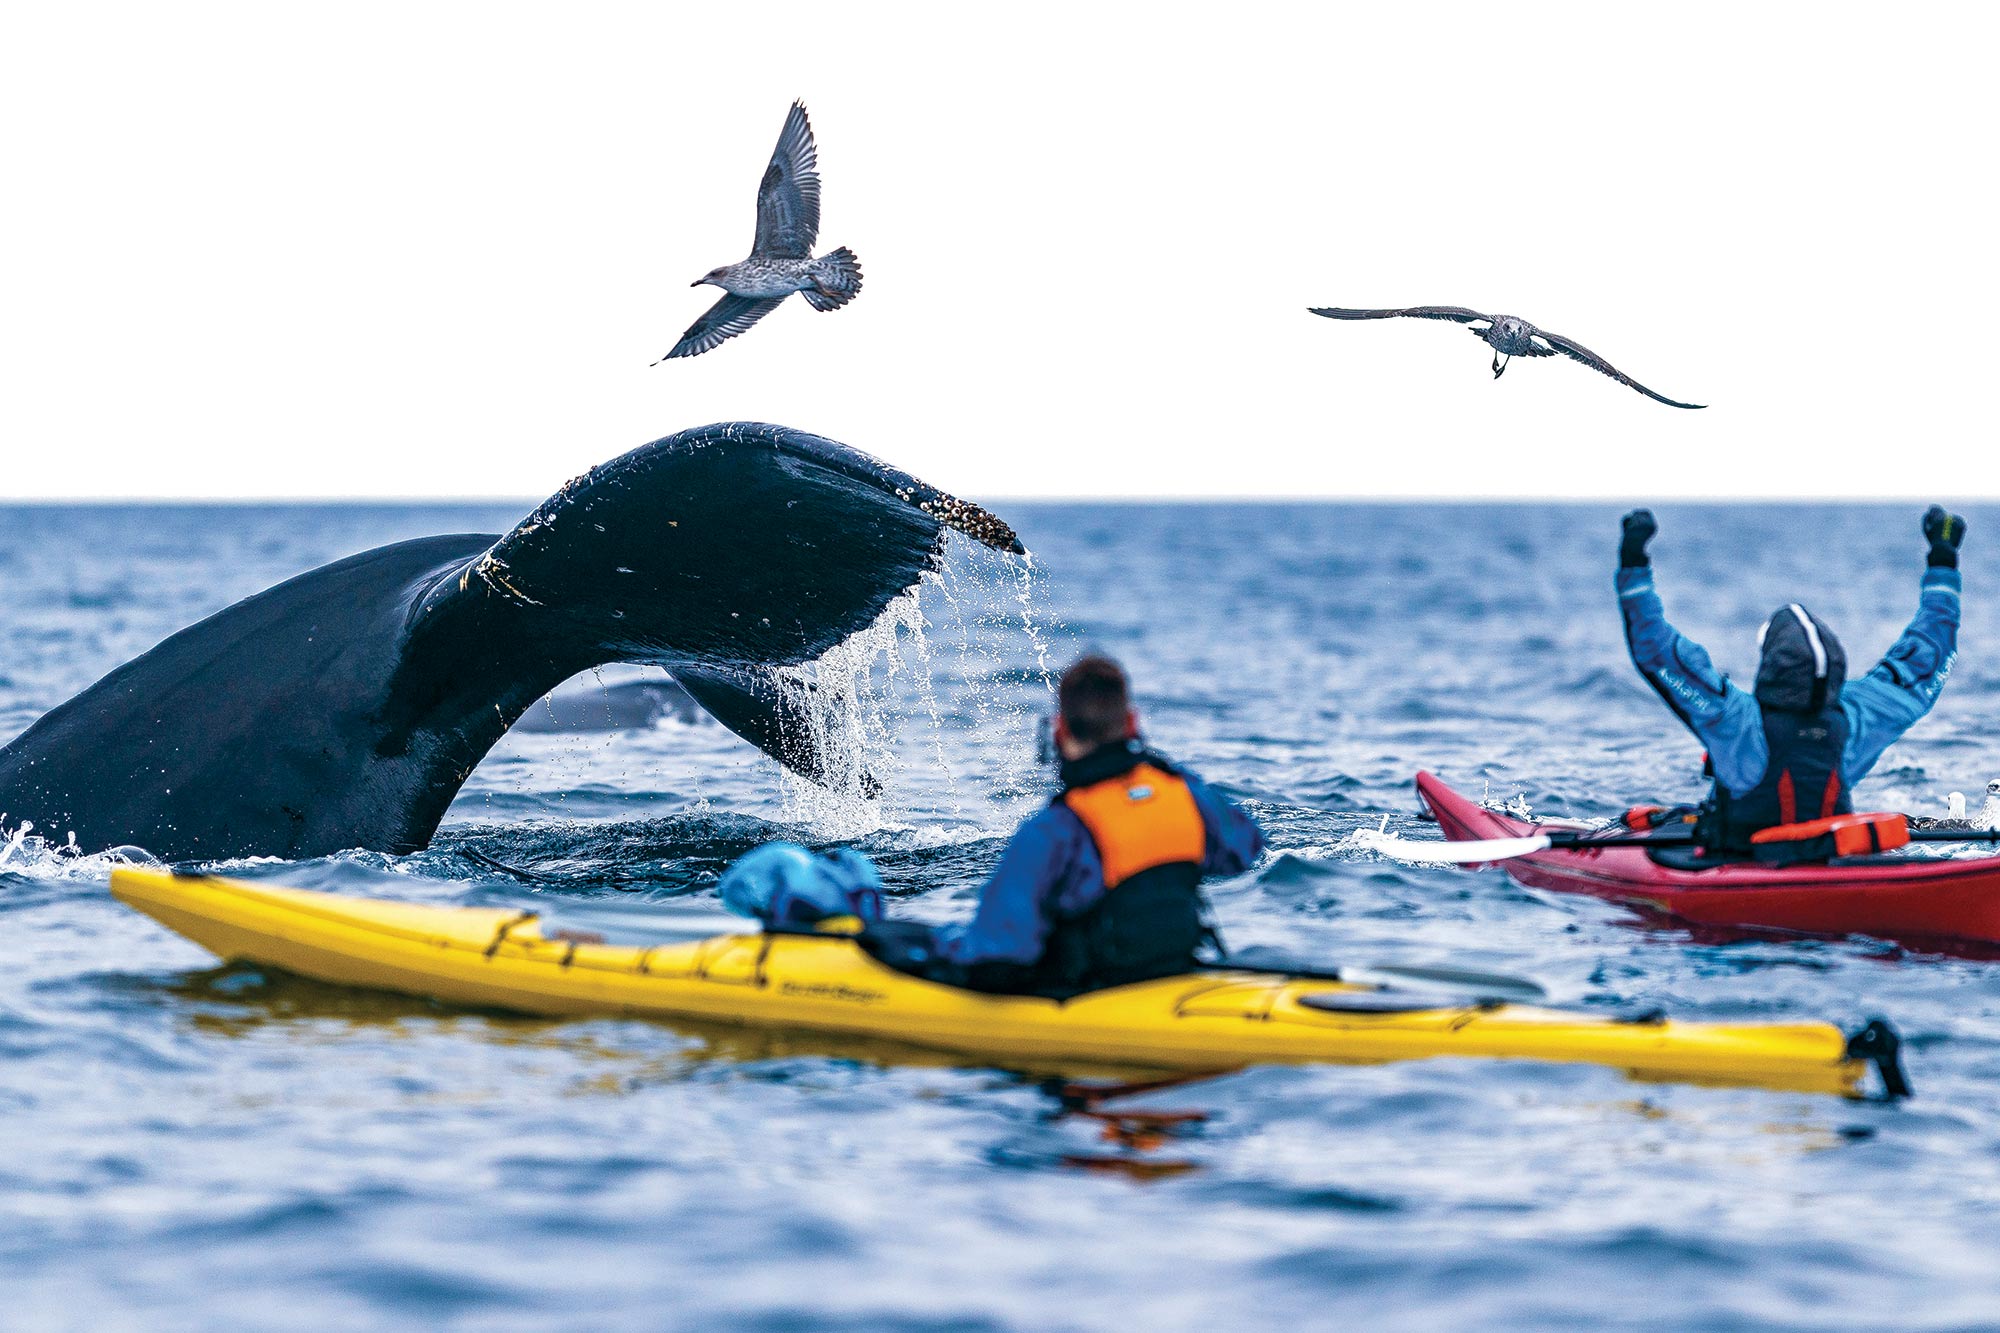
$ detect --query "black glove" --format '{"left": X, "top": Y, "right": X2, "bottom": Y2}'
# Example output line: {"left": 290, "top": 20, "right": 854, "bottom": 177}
{"left": 1619, "top": 509, "right": 1657, "bottom": 569}
{"left": 1924, "top": 505, "right": 1966, "bottom": 569}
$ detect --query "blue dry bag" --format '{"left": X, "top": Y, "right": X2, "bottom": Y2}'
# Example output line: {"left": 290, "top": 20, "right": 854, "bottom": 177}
{"left": 717, "top": 843, "right": 885, "bottom": 926}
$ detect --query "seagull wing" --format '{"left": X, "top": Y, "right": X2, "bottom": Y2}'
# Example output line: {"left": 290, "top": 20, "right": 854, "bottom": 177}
{"left": 657, "top": 294, "right": 786, "bottom": 361}
{"left": 1308, "top": 306, "right": 1489, "bottom": 324}
{"left": 752, "top": 101, "right": 821, "bottom": 259}
{"left": 1535, "top": 329, "right": 1706, "bottom": 409}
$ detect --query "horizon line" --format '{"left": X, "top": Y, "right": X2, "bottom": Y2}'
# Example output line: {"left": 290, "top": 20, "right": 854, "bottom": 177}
{"left": 0, "top": 493, "right": 1975, "bottom": 507}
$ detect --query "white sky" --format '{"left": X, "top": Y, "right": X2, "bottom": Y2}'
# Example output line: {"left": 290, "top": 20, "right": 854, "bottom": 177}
{"left": 3, "top": 3, "right": 1993, "bottom": 500}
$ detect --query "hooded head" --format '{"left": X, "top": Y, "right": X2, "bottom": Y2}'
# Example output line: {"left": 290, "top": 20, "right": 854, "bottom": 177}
{"left": 1755, "top": 604, "right": 1846, "bottom": 713}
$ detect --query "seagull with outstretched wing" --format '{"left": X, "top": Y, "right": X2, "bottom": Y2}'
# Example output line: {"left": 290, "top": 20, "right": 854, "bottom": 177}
{"left": 657, "top": 101, "right": 864, "bottom": 362}
{"left": 1308, "top": 306, "right": 1704, "bottom": 409}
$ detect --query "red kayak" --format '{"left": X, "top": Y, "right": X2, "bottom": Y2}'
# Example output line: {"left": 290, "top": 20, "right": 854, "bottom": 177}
{"left": 1416, "top": 771, "right": 2000, "bottom": 950}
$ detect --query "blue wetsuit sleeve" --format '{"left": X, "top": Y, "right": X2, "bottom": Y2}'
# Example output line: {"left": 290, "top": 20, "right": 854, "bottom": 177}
{"left": 936, "top": 809, "right": 1092, "bottom": 967}
{"left": 1841, "top": 566, "right": 1961, "bottom": 784}
{"left": 1617, "top": 565, "right": 1767, "bottom": 795}
{"left": 1182, "top": 770, "right": 1265, "bottom": 875}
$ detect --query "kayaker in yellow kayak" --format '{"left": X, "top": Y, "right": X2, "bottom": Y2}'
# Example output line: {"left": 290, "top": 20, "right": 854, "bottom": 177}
{"left": 729, "top": 655, "right": 1266, "bottom": 996}
{"left": 920, "top": 654, "right": 1266, "bottom": 995}
{"left": 1617, "top": 506, "right": 1965, "bottom": 851}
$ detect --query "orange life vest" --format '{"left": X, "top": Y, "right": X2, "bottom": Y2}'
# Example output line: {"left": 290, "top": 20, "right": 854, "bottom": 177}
{"left": 1037, "top": 758, "right": 1209, "bottom": 995}
{"left": 1059, "top": 761, "right": 1207, "bottom": 890}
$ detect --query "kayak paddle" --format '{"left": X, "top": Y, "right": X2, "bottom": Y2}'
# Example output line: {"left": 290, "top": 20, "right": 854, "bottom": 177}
{"left": 1353, "top": 821, "right": 2000, "bottom": 867}
{"left": 1351, "top": 828, "right": 1566, "bottom": 864}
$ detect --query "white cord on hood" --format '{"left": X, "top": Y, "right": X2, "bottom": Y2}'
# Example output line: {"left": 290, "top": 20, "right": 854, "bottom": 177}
{"left": 1787, "top": 603, "right": 1829, "bottom": 679}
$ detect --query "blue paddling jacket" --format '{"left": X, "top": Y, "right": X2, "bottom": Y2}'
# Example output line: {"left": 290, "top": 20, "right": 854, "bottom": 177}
{"left": 1618, "top": 563, "right": 1960, "bottom": 843}
{"left": 937, "top": 740, "right": 1264, "bottom": 990}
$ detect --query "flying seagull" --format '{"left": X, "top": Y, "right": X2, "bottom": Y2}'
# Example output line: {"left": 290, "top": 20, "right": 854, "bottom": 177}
{"left": 1308, "top": 306, "right": 1704, "bottom": 409}
{"left": 656, "top": 101, "right": 863, "bottom": 362}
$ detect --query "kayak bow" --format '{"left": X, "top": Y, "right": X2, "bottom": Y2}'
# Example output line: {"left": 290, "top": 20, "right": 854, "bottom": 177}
{"left": 112, "top": 869, "right": 1905, "bottom": 1098}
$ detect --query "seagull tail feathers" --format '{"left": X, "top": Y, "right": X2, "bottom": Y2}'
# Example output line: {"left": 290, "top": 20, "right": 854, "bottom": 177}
{"left": 803, "top": 247, "right": 864, "bottom": 311}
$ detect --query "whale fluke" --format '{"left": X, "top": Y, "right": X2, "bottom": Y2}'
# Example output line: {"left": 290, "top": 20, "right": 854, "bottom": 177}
{"left": 0, "top": 422, "right": 1019, "bottom": 860}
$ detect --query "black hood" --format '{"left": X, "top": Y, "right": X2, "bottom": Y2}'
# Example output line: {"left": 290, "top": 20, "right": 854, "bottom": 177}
{"left": 1755, "top": 604, "right": 1846, "bottom": 713}
{"left": 1057, "top": 738, "right": 1147, "bottom": 791}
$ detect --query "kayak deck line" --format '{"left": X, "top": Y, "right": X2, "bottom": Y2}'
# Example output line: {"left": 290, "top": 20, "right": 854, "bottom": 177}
{"left": 110, "top": 868, "right": 1904, "bottom": 1099}
{"left": 1415, "top": 770, "right": 2000, "bottom": 952}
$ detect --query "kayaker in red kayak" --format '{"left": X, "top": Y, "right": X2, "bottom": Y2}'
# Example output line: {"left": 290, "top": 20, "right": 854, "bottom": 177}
{"left": 921, "top": 654, "right": 1266, "bottom": 996}
{"left": 1618, "top": 506, "right": 1965, "bottom": 852}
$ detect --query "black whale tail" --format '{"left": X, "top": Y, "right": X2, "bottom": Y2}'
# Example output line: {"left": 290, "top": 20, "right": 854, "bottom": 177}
{"left": 0, "top": 423, "right": 1021, "bottom": 861}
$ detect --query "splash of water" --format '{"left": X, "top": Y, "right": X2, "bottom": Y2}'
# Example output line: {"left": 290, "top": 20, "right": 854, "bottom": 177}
{"left": 1002, "top": 552, "right": 1075, "bottom": 804}
{"left": 773, "top": 592, "right": 929, "bottom": 839}
{"left": 1476, "top": 781, "right": 1536, "bottom": 821}
{"left": 905, "top": 572, "right": 966, "bottom": 820}
{"left": 1013, "top": 553, "right": 1055, "bottom": 688}
{"left": 767, "top": 542, "right": 1066, "bottom": 842}
{"left": 0, "top": 817, "right": 157, "bottom": 881}
{"left": 921, "top": 552, "right": 1058, "bottom": 812}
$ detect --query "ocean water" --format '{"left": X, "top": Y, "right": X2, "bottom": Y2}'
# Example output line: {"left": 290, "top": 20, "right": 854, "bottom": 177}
{"left": 4, "top": 500, "right": 1999, "bottom": 1331}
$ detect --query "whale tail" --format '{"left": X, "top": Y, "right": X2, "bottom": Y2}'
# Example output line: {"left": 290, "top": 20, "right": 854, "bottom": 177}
{"left": 0, "top": 423, "right": 1020, "bottom": 860}
{"left": 803, "top": 247, "right": 863, "bottom": 311}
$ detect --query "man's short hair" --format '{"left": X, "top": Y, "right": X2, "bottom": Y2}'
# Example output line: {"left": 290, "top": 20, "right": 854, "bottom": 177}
{"left": 1058, "top": 654, "right": 1131, "bottom": 748}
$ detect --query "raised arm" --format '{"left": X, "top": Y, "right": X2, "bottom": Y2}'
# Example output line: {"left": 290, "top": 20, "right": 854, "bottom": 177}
{"left": 1615, "top": 510, "right": 1767, "bottom": 794}
{"left": 1843, "top": 506, "right": 1965, "bottom": 782}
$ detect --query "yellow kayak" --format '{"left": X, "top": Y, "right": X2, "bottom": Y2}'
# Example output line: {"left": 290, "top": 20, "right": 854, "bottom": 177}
{"left": 111, "top": 868, "right": 1906, "bottom": 1097}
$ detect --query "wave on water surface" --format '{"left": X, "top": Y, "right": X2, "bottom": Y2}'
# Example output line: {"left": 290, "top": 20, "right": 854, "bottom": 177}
{"left": 4, "top": 502, "right": 2000, "bottom": 1328}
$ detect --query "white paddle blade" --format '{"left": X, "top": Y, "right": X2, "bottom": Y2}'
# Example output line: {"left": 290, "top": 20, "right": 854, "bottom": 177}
{"left": 1350, "top": 828, "right": 1554, "bottom": 865}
